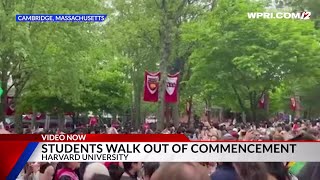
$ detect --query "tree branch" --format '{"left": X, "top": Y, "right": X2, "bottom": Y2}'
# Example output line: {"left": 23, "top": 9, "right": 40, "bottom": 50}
{"left": 27, "top": 0, "right": 36, "bottom": 29}
{"left": 1, "top": 0, "right": 6, "bottom": 10}
{"left": 232, "top": 84, "right": 247, "bottom": 113}
{"left": 154, "top": 0, "right": 161, "bottom": 9}
{"left": 7, "top": 82, "right": 15, "bottom": 94}
{"left": 174, "top": 0, "right": 188, "bottom": 21}
{"left": 14, "top": 72, "right": 33, "bottom": 99}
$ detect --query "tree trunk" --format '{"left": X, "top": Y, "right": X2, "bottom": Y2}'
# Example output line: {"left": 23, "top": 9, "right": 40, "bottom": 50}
{"left": 172, "top": 103, "right": 179, "bottom": 127}
{"left": 249, "top": 92, "right": 257, "bottom": 122}
{"left": 14, "top": 113, "right": 23, "bottom": 134}
{"left": 164, "top": 103, "right": 170, "bottom": 124}
{"left": 132, "top": 69, "right": 142, "bottom": 130}
{"left": 58, "top": 112, "right": 64, "bottom": 130}
{"left": 157, "top": 1, "right": 173, "bottom": 131}
{"left": 73, "top": 112, "right": 79, "bottom": 127}
{"left": 31, "top": 106, "right": 36, "bottom": 130}
{"left": 0, "top": 95, "right": 6, "bottom": 123}
{"left": 295, "top": 95, "right": 301, "bottom": 119}
{"left": 265, "top": 91, "right": 270, "bottom": 119}
{"left": 205, "top": 99, "right": 211, "bottom": 122}
{"left": 0, "top": 0, "right": 12, "bottom": 122}
{"left": 112, "top": 113, "right": 117, "bottom": 124}
{"left": 157, "top": 62, "right": 168, "bottom": 131}
{"left": 131, "top": 105, "right": 135, "bottom": 128}
{"left": 133, "top": 88, "right": 141, "bottom": 129}
{"left": 219, "top": 108, "right": 223, "bottom": 122}
{"left": 0, "top": 72, "right": 8, "bottom": 122}
{"left": 232, "top": 85, "right": 249, "bottom": 118}
{"left": 13, "top": 93, "right": 23, "bottom": 133}
{"left": 242, "top": 112, "right": 246, "bottom": 123}
{"left": 188, "top": 98, "right": 194, "bottom": 128}
{"left": 45, "top": 113, "right": 50, "bottom": 130}
{"left": 315, "top": 19, "right": 320, "bottom": 30}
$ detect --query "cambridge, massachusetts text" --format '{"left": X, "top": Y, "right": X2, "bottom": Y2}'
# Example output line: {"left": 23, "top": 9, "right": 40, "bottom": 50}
{"left": 16, "top": 14, "right": 107, "bottom": 22}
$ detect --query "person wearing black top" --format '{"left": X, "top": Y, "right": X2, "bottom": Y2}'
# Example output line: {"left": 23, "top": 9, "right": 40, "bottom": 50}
{"left": 121, "top": 162, "right": 142, "bottom": 180}
{"left": 211, "top": 163, "right": 239, "bottom": 180}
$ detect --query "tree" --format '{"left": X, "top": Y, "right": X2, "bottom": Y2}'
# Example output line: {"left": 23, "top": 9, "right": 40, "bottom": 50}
{"left": 0, "top": 0, "right": 108, "bottom": 132}
{"left": 102, "top": 0, "right": 220, "bottom": 130}
{"left": 183, "top": 0, "right": 320, "bottom": 122}
{"left": 105, "top": 0, "right": 162, "bottom": 128}
{"left": 277, "top": 0, "right": 320, "bottom": 29}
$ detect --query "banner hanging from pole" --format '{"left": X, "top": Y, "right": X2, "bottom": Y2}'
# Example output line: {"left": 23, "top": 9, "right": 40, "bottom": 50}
{"left": 143, "top": 71, "right": 160, "bottom": 102}
{"left": 165, "top": 72, "right": 179, "bottom": 103}
{"left": 258, "top": 93, "right": 265, "bottom": 109}
{"left": 6, "top": 96, "right": 15, "bottom": 116}
{"left": 290, "top": 97, "right": 296, "bottom": 111}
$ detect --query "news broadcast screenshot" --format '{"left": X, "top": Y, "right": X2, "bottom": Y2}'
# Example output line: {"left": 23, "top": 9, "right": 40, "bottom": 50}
{"left": 1, "top": 0, "right": 320, "bottom": 180}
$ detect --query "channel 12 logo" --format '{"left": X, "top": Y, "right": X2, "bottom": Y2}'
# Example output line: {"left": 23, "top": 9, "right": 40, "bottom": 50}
{"left": 301, "top": 11, "right": 311, "bottom": 20}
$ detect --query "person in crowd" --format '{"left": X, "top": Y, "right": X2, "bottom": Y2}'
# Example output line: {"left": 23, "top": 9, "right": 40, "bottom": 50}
{"left": 210, "top": 162, "right": 238, "bottom": 180}
{"left": 16, "top": 116, "right": 320, "bottom": 180}
{"left": 105, "top": 162, "right": 123, "bottom": 169}
{"left": 290, "top": 132, "right": 316, "bottom": 141}
{"left": 22, "top": 162, "right": 40, "bottom": 180}
{"left": 199, "top": 162, "right": 216, "bottom": 176}
{"left": 161, "top": 124, "right": 175, "bottom": 134}
{"left": 121, "top": 162, "right": 142, "bottom": 180}
{"left": 77, "top": 162, "right": 89, "bottom": 180}
{"left": 83, "top": 163, "right": 110, "bottom": 180}
{"left": 39, "top": 162, "right": 55, "bottom": 180}
{"left": 108, "top": 163, "right": 125, "bottom": 180}
{"left": 142, "top": 162, "right": 160, "bottom": 180}
{"left": 54, "top": 162, "right": 80, "bottom": 180}
{"left": 186, "top": 128, "right": 196, "bottom": 140}
{"left": 150, "top": 162, "right": 210, "bottom": 180}
{"left": 233, "top": 162, "right": 275, "bottom": 180}
{"left": 106, "top": 124, "right": 119, "bottom": 134}
{"left": 265, "top": 162, "right": 294, "bottom": 180}
{"left": 297, "top": 162, "right": 320, "bottom": 180}
{"left": 306, "top": 128, "right": 319, "bottom": 139}
{"left": 221, "top": 133, "right": 233, "bottom": 141}
{"left": 30, "top": 162, "right": 41, "bottom": 180}
{"left": 286, "top": 132, "right": 317, "bottom": 179}
{"left": 273, "top": 134, "right": 285, "bottom": 141}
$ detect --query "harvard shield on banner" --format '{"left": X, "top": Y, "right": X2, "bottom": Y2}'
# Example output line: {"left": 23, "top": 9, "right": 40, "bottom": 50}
{"left": 165, "top": 73, "right": 179, "bottom": 103}
{"left": 143, "top": 71, "right": 160, "bottom": 102}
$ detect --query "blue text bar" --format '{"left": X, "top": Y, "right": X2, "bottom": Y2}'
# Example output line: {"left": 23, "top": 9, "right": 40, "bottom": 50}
{"left": 16, "top": 14, "right": 108, "bottom": 22}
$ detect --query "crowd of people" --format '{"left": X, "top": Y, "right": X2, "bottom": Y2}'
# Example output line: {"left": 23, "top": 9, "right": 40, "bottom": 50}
{"left": 17, "top": 118, "right": 320, "bottom": 180}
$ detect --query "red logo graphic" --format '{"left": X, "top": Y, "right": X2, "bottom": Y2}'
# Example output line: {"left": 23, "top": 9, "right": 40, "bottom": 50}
{"left": 301, "top": 11, "right": 311, "bottom": 20}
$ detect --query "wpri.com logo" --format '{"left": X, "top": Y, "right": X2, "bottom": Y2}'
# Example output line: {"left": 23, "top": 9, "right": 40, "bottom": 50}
{"left": 247, "top": 11, "right": 311, "bottom": 20}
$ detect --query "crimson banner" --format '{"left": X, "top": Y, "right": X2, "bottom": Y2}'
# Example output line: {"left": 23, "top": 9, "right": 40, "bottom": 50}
{"left": 186, "top": 100, "right": 191, "bottom": 115}
{"left": 89, "top": 117, "right": 98, "bottom": 126}
{"left": 258, "top": 93, "right": 265, "bottom": 109}
{"left": 290, "top": 97, "right": 297, "bottom": 111}
{"left": 6, "top": 96, "right": 15, "bottom": 116}
{"left": 143, "top": 71, "right": 160, "bottom": 102}
{"left": 165, "top": 73, "right": 179, "bottom": 103}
